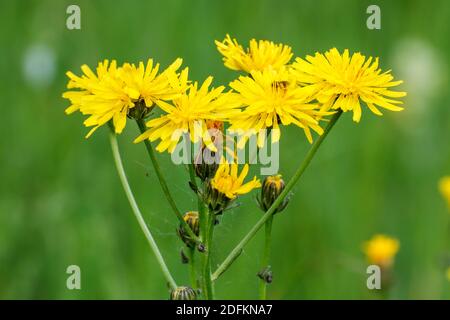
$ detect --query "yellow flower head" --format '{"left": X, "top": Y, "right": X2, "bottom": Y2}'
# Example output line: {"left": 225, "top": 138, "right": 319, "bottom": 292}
{"left": 439, "top": 176, "right": 450, "bottom": 210}
{"left": 291, "top": 48, "right": 407, "bottom": 122}
{"left": 118, "top": 58, "right": 186, "bottom": 110}
{"left": 215, "top": 34, "right": 293, "bottom": 73}
{"left": 211, "top": 163, "right": 261, "bottom": 200}
{"left": 363, "top": 234, "right": 400, "bottom": 267}
{"left": 446, "top": 267, "right": 450, "bottom": 282}
{"left": 229, "top": 67, "right": 328, "bottom": 148}
{"left": 134, "top": 71, "right": 240, "bottom": 153}
{"left": 62, "top": 58, "right": 185, "bottom": 138}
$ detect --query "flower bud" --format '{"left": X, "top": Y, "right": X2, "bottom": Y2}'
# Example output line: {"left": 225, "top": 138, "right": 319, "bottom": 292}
{"left": 194, "top": 120, "right": 224, "bottom": 181}
{"left": 194, "top": 149, "right": 219, "bottom": 181}
{"left": 177, "top": 211, "right": 200, "bottom": 248}
{"left": 170, "top": 286, "right": 197, "bottom": 300}
{"left": 257, "top": 175, "right": 289, "bottom": 214}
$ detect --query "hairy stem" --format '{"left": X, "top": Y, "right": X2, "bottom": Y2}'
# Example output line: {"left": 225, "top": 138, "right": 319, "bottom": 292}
{"left": 109, "top": 129, "right": 177, "bottom": 289}
{"left": 258, "top": 215, "right": 273, "bottom": 300}
{"left": 188, "top": 163, "right": 198, "bottom": 190}
{"left": 211, "top": 111, "right": 342, "bottom": 281}
{"left": 188, "top": 247, "right": 197, "bottom": 290}
{"left": 136, "top": 119, "right": 200, "bottom": 244}
{"left": 202, "top": 211, "right": 215, "bottom": 299}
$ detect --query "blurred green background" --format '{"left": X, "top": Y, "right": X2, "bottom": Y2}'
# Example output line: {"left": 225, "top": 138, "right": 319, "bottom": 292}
{"left": 0, "top": 0, "right": 449, "bottom": 299}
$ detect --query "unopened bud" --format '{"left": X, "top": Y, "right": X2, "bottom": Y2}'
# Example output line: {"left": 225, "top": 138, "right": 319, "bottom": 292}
{"left": 257, "top": 175, "right": 289, "bottom": 214}
{"left": 194, "top": 121, "right": 224, "bottom": 181}
{"left": 170, "top": 286, "right": 197, "bottom": 300}
{"left": 177, "top": 211, "right": 200, "bottom": 248}
{"left": 194, "top": 149, "right": 219, "bottom": 181}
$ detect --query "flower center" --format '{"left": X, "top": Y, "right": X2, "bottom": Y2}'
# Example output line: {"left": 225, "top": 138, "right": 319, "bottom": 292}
{"left": 127, "top": 98, "right": 152, "bottom": 120}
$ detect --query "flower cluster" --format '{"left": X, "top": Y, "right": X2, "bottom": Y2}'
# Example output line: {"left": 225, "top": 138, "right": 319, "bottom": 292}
{"left": 63, "top": 36, "right": 406, "bottom": 208}
{"left": 64, "top": 35, "right": 406, "bottom": 151}
{"left": 215, "top": 35, "right": 406, "bottom": 146}
{"left": 62, "top": 35, "right": 407, "bottom": 300}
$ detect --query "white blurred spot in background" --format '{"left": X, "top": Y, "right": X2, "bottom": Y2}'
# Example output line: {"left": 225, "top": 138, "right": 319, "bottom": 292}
{"left": 391, "top": 38, "right": 446, "bottom": 115}
{"left": 22, "top": 44, "right": 56, "bottom": 89}
{"left": 391, "top": 38, "right": 447, "bottom": 168}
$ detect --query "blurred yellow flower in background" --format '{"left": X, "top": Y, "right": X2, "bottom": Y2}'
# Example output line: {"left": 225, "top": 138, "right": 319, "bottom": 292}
{"left": 363, "top": 234, "right": 400, "bottom": 267}
{"left": 62, "top": 58, "right": 185, "bottom": 137}
{"left": 134, "top": 72, "right": 240, "bottom": 153}
{"left": 291, "top": 48, "right": 406, "bottom": 122}
{"left": 439, "top": 176, "right": 450, "bottom": 210}
{"left": 446, "top": 267, "right": 450, "bottom": 282}
{"left": 215, "top": 34, "right": 292, "bottom": 73}
{"left": 228, "top": 67, "right": 328, "bottom": 148}
{"left": 211, "top": 163, "right": 261, "bottom": 200}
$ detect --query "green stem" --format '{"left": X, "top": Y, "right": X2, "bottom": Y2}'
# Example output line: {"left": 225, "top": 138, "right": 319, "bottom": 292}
{"left": 189, "top": 161, "right": 207, "bottom": 246}
{"left": 188, "top": 158, "right": 208, "bottom": 241}
{"left": 258, "top": 215, "right": 273, "bottom": 300}
{"left": 187, "top": 144, "right": 209, "bottom": 251}
{"left": 202, "top": 211, "right": 215, "bottom": 299}
{"left": 136, "top": 119, "right": 200, "bottom": 245}
{"left": 188, "top": 163, "right": 198, "bottom": 190}
{"left": 188, "top": 247, "right": 197, "bottom": 290}
{"left": 186, "top": 141, "right": 208, "bottom": 250}
{"left": 187, "top": 135, "right": 199, "bottom": 191}
{"left": 211, "top": 111, "right": 342, "bottom": 281}
{"left": 109, "top": 129, "right": 177, "bottom": 290}
{"left": 186, "top": 143, "right": 212, "bottom": 297}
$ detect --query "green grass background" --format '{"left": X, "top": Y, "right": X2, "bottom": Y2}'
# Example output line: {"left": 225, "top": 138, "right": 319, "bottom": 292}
{"left": 0, "top": 0, "right": 449, "bottom": 299}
